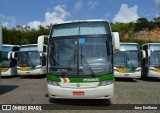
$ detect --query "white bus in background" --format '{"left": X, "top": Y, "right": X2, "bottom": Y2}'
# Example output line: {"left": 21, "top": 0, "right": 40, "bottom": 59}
{"left": 0, "top": 24, "right": 2, "bottom": 77}
{"left": 141, "top": 43, "right": 160, "bottom": 78}
{"left": 37, "top": 20, "right": 120, "bottom": 99}
{"left": 1, "top": 44, "right": 19, "bottom": 76}
{"left": 17, "top": 44, "right": 47, "bottom": 77}
{"left": 114, "top": 43, "right": 145, "bottom": 79}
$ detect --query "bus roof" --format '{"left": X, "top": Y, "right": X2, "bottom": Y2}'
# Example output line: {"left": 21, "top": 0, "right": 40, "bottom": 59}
{"left": 3, "top": 44, "right": 19, "bottom": 47}
{"left": 120, "top": 42, "right": 139, "bottom": 45}
{"left": 20, "top": 44, "right": 47, "bottom": 47}
{"left": 20, "top": 44, "right": 38, "bottom": 47}
{"left": 141, "top": 43, "right": 160, "bottom": 47}
{"left": 53, "top": 19, "right": 110, "bottom": 26}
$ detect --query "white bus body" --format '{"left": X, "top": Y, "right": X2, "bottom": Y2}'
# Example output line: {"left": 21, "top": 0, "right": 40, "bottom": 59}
{"left": 37, "top": 20, "right": 120, "bottom": 99}
{"left": 141, "top": 43, "right": 160, "bottom": 78}
{"left": 114, "top": 43, "right": 145, "bottom": 79}
{"left": 1, "top": 44, "right": 19, "bottom": 76}
{"left": 17, "top": 44, "right": 47, "bottom": 76}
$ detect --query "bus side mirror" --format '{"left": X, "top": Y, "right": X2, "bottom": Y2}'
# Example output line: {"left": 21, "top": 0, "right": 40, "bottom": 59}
{"left": 147, "top": 49, "right": 151, "bottom": 57}
{"left": 7, "top": 52, "right": 12, "bottom": 59}
{"left": 37, "top": 35, "right": 48, "bottom": 52}
{"left": 141, "top": 50, "right": 146, "bottom": 59}
{"left": 12, "top": 52, "right": 18, "bottom": 59}
{"left": 38, "top": 35, "right": 45, "bottom": 52}
{"left": 112, "top": 32, "right": 120, "bottom": 50}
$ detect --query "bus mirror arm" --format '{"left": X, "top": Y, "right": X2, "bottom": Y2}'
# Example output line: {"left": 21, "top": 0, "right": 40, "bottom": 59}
{"left": 7, "top": 52, "right": 13, "bottom": 61}
{"left": 112, "top": 32, "right": 120, "bottom": 51}
{"left": 140, "top": 50, "right": 146, "bottom": 59}
{"left": 147, "top": 49, "right": 151, "bottom": 57}
{"left": 37, "top": 35, "right": 48, "bottom": 52}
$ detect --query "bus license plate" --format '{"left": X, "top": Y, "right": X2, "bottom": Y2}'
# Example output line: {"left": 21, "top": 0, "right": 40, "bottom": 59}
{"left": 73, "top": 91, "right": 84, "bottom": 96}
{"left": 124, "top": 74, "right": 129, "bottom": 76}
{"left": 26, "top": 72, "right": 30, "bottom": 74}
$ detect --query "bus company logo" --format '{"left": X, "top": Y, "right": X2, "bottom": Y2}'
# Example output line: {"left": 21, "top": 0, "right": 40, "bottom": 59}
{"left": 83, "top": 78, "right": 99, "bottom": 82}
{"left": 2, "top": 105, "right": 11, "bottom": 110}
{"left": 60, "top": 78, "right": 70, "bottom": 83}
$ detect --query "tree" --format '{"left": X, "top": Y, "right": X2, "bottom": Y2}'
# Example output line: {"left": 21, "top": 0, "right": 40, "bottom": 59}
{"left": 134, "top": 18, "right": 149, "bottom": 31}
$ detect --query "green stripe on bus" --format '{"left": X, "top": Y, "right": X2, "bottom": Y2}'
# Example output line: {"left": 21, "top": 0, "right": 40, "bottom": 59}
{"left": 47, "top": 74, "right": 114, "bottom": 83}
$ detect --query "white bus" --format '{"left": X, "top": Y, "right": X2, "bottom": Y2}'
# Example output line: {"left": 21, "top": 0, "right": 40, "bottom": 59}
{"left": 114, "top": 43, "right": 145, "bottom": 79}
{"left": 17, "top": 44, "right": 47, "bottom": 77}
{"left": 0, "top": 24, "right": 2, "bottom": 77}
{"left": 37, "top": 20, "right": 120, "bottom": 99}
{"left": 141, "top": 43, "right": 160, "bottom": 78}
{"left": 1, "top": 44, "right": 19, "bottom": 76}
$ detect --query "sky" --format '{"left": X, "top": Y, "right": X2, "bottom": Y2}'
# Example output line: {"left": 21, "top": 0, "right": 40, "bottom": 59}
{"left": 0, "top": 0, "right": 160, "bottom": 29}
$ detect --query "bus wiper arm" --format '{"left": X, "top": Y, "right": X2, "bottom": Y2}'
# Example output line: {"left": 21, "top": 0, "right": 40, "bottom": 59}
{"left": 81, "top": 54, "right": 96, "bottom": 78}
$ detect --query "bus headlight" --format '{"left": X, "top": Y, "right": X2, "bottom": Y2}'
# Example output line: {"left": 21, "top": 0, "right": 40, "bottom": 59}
{"left": 47, "top": 80, "right": 59, "bottom": 86}
{"left": 36, "top": 65, "right": 42, "bottom": 69}
{"left": 98, "top": 79, "right": 114, "bottom": 86}
{"left": 17, "top": 66, "right": 20, "bottom": 70}
{"left": 135, "top": 68, "right": 141, "bottom": 72}
{"left": 114, "top": 67, "right": 118, "bottom": 72}
{"left": 149, "top": 68, "right": 155, "bottom": 71}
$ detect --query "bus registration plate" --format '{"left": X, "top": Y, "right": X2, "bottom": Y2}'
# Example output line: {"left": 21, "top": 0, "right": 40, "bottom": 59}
{"left": 124, "top": 74, "right": 129, "bottom": 76}
{"left": 73, "top": 91, "right": 84, "bottom": 96}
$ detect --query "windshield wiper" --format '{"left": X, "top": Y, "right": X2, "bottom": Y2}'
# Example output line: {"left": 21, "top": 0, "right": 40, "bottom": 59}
{"left": 80, "top": 53, "right": 96, "bottom": 78}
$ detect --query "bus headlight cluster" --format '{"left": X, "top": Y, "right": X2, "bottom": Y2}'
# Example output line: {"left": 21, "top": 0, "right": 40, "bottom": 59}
{"left": 36, "top": 65, "right": 42, "bottom": 69}
{"left": 47, "top": 80, "right": 59, "bottom": 86}
{"left": 98, "top": 79, "right": 114, "bottom": 86}
{"left": 149, "top": 68, "right": 155, "bottom": 71}
{"left": 135, "top": 68, "right": 141, "bottom": 72}
{"left": 17, "top": 66, "right": 20, "bottom": 70}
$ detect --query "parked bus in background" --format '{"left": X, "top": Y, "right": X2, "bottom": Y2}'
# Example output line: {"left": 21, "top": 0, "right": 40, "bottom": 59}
{"left": 141, "top": 43, "right": 160, "bottom": 78}
{"left": 37, "top": 20, "right": 120, "bottom": 100}
{"left": 17, "top": 44, "right": 47, "bottom": 77}
{"left": 0, "top": 24, "right": 2, "bottom": 78}
{"left": 114, "top": 43, "right": 145, "bottom": 79}
{"left": 1, "top": 44, "right": 19, "bottom": 76}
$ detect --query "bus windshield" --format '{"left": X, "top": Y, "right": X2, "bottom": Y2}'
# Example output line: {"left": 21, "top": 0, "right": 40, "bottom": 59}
{"left": 150, "top": 51, "right": 160, "bottom": 67}
{"left": 2, "top": 51, "right": 9, "bottom": 67}
{"left": 49, "top": 37, "right": 112, "bottom": 77}
{"left": 18, "top": 51, "right": 40, "bottom": 67}
{"left": 114, "top": 51, "right": 140, "bottom": 68}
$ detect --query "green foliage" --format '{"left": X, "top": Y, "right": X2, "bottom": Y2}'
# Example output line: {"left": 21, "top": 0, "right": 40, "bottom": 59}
{"left": 120, "top": 38, "right": 159, "bottom": 45}
{"left": 111, "top": 22, "right": 135, "bottom": 32}
{"left": 2, "top": 25, "right": 50, "bottom": 45}
{"left": 2, "top": 17, "right": 160, "bottom": 45}
{"left": 134, "top": 18, "right": 149, "bottom": 31}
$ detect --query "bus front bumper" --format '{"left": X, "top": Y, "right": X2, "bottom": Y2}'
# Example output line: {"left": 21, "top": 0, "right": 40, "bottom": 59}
{"left": 1, "top": 68, "right": 17, "bottom": 76}
{"left": 47, "top": 83, "right": 114, "bottom": 99}
{"left": 114, "top": 71, "right": 141, "bottom": 78}
{"left": 17, "top": 69, "right": 46, "bottom": 76}
{"left": 148, "top": 71, "right": 160, "bottom": 78}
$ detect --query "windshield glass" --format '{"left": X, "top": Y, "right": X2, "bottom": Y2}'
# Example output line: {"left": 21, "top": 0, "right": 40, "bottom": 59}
{"left": 19, "top": 45, "right": 37, "bottom": 51}
{"left": 49, "top": 37, "right": 112, "bottom": 77}
{"left": 2, "top": 61, "right": 10, "bottom": 68}
{"left": 18, "top": 51, "right": 40, "bottom": 66}
{"left": 150, "top": 51, "right": 160, "bottom": 67}
{"left": 114, "top": 51, "right": 140, "bottom": 68}
{"left": 2, "top": 46, "right": 12, "bottom": 52}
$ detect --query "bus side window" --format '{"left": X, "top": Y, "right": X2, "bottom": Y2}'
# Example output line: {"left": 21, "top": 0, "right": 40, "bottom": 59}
{"left": 42, "top": 54, "right": 46, "bottom": 66}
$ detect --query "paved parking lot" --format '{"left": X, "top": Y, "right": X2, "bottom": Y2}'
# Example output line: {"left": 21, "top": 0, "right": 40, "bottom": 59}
{"left": 0, "top": 76, "right": 160, "bottom": 112}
